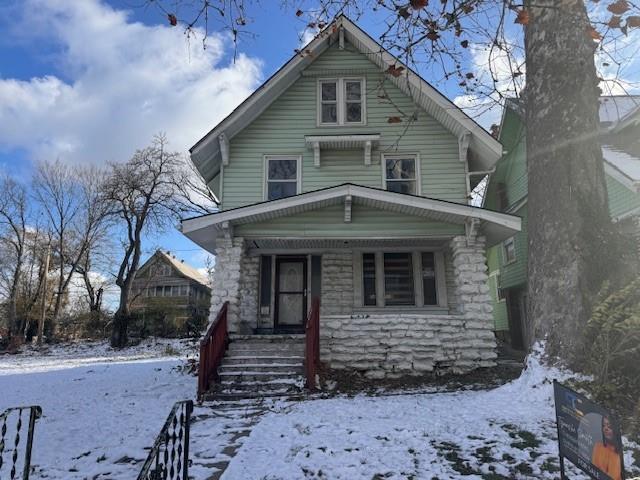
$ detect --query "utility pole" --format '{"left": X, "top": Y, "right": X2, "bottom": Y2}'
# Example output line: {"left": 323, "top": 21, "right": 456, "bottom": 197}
{"left": 37, "top": 243, "right": 50, "bottom": 346}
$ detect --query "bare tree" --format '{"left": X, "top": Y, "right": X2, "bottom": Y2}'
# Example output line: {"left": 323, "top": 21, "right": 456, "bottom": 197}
{"left": 0, "top": 175, "right": 30, "bottom": 339}
{"left": 33, "top": 161, "right": 112, "bottom": 337}
{"left": 104, "top": 135, "right": 216, "bottom": 347}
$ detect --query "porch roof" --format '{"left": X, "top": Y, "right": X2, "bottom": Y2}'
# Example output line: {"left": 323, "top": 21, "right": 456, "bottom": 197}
{"left": 181, "top": 184, "right": 521, "bottom": 253}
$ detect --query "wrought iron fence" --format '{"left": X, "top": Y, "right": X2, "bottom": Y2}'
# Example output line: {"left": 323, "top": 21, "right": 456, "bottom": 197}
{"left": 137, "top": 400, "right": 193, "bottom": 480}
{"left": 0, "top": 405, "right": 42, "bottom": 480}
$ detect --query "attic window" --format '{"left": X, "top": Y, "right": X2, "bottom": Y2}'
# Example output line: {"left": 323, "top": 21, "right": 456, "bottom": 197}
{"left": 318, "top": 78, "right": 366, "bottom": 126}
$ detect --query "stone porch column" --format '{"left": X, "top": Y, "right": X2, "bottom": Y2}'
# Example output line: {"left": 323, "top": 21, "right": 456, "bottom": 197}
{"left": 208, "top": 236, "right": 246, "bottom": 333}
{"left": 448, "top": 228, "right": 497, "bottom": 367}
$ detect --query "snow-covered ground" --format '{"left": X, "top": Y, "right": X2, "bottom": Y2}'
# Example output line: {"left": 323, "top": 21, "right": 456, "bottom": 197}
{"left": 2, "top": 341, "right": 638, "bottom": 479}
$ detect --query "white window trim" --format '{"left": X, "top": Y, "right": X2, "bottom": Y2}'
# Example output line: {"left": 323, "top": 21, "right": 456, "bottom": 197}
{"left": 381, "top": 153, "right": 422, "bottom": 196}
{"left": 316, "top": 77, "right": 367, "bottom": 126}
{"left": 354, "top": 249, "right": 447, "bottom": 309}
{"left": 502, "top": 237, "right": 516, "bottom": 265}
{"left": 490, "top": 271, "right": 506, "bottom": 303}
{"left": 263, "top": 155, "right": 303, "bottom": 201}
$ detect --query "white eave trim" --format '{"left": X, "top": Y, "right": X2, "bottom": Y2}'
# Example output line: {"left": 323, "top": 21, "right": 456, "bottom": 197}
{"left": 182, "top": 184, "right": 521, "bottom": 235}
{"left": 604, "top": 159, "right": 640, "bottom": 194}
{"left": 305, "top": 134, "right": 380, "bottom": 166}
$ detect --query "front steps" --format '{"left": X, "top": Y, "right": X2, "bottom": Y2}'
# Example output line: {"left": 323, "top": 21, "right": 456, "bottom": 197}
{"left": 207, "top": 334, "right": 306, "bottom": 401}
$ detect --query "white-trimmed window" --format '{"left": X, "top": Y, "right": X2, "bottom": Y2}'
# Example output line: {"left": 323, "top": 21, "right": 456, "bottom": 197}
{"left": 491, "top": 272, "right": 506, "bottom": 302}
{"left": 358, "top": 251, "right": 445, "bottom": 308}
{"left": 503, "top": 237, "right": 516, "bottom": 264}
{"left": 383, "top": 154, "right": 420, "bottom": 195}
{"left": 264, "top": 155, "right": 301, "bottom": 201}
{"left": 317, "top": 78, "right": 366, "bottom": 125}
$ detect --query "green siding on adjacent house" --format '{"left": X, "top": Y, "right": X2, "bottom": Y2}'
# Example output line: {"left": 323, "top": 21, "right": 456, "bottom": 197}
{"left": 220, "top": 42, "right": 467, "bottom": 211}
{"left": 487, "top": 247, "right": 508, "bottom": 331}
{"left": 607, "top": 175, "right": 640, "bottom": 219}
{"left": 500, "top": 205, "right": 528, "bottom": 289}
{"left": 234, "top": 204, "right": 464, "bottom": 238}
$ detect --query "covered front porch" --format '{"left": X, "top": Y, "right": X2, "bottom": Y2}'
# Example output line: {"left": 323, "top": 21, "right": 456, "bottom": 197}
{"left": 182, "top": 184, "right": 521, "bottom": 378}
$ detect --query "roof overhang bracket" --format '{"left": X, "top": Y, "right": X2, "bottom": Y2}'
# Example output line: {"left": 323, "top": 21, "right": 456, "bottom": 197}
{"left": 344, "top": 194, "right": 352, "bottom": 223}
{"left": 220, "top": 221, "right": 233, "bottom": 240}
{"left": 458, "top": 132, "right": 471, "bottom": 163}
{"left": 219, "top": 133, "right": 230, "bottom": 166}
{"left": 312, "top": 141, "right": 321, "bottom": 167}
{"left": 364, "top": 140, "right": 372, "bottom": 165}
{"left": 465, "top": 217, "right": 480, "bottom": 245}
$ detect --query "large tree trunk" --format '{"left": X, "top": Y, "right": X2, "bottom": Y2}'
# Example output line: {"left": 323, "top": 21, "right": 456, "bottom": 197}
{"left": 111, "top": 286, "right": 131, "bottom": 348}
{"left": 525, "top": 0, "right": 614, "bottom": 360}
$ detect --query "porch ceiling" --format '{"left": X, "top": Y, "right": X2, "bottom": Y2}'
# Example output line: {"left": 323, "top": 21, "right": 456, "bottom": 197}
{"left": 246, "top": 237, "right": 450, "bottom": 252}
{"left": 181, "top": 184, "right": 521, "bottom": 253}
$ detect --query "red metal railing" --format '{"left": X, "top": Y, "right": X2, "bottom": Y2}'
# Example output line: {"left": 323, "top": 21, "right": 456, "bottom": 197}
{"left": 197, "top": 302, "right": 229, "bottom": 399}
{"left": 305, "top": 297, "right": 321, "bottom": 390}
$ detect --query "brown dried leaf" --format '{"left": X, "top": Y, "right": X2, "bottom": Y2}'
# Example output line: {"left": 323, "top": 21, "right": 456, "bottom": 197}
{"left": 465, "top": 72, "right": 474, "bottom": 79}
{"left": 587, "top": 25, "right": 602, "bottom": 40}
{"left": 514, "top": 9, "right": 530, "bottom": 25}
{"left": 628, "top": 16, "right": 640, "bottom": 27}
{"left": 410, "top": 0, "right": 429, "bottom": 9}
{"left": 398, "top": 6, "right": 411, "bottom": 19}
{"left": 461, "top": 39, "right": 469, "bottom": 48}
{"left": 296, "top": 9, "right": 304, "bottom": 17}
{"left": 426, "top": 31, "right": 440, "bottom": 41}
{"left": 608, "top": 15, "right": 622, "bottom": 28}
{"left": 607, "top": 0, "right": 630, "bottom": 15}
{"left": 386, "top": 65, "right": 405, "bottom": 77}
{"left": 388, "top": 116, "right": 402, "bottom": 123}
{"left": 168, "top": 13, "right": 178, "bottom": 26}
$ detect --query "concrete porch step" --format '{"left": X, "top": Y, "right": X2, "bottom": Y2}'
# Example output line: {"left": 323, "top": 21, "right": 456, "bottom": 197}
{"left": 229, "top": 334, "right": 305, "bottom": 343}
{"left": 219, "top": 364, "right": 304, "bottom": 374}
{"left": 218, "top": 371, "right": 302, "bottom": 382}
{"left": 223, "top": 355, "right": 305, "bottom": 365}
{"left": 209, "top": 391, "right": 305, "bottom": 401}
{"left": 219, "top": 378, "right": 303, "bottom": 390}
{"left": 227, "top": 343, "right": 305, "bottom": 353}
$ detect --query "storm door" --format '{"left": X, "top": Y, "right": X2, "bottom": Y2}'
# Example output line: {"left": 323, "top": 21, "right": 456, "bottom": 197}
{"left": 274, "top": 257, "right": 307, "bottom": 331}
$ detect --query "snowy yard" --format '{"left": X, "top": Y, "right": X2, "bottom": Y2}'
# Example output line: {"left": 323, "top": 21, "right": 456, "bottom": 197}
{"left": 2, "top": 341, "right": 638, "bottom": 479}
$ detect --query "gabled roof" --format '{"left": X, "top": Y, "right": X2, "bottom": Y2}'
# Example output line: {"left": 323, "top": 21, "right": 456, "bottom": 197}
{"left": 189, "top": 15, "right": 502, "bottom": 183}
{"left": 181, "top": 184, "right": 521, "bottom": 252}
{"left": 138, "top": 250, "right": 210, "bottom": 288}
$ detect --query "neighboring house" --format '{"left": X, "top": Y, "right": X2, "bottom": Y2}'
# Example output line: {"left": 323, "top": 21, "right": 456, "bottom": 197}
{"left": 181, "top": 16, "right": 521, "bottom": 379}
{"left": 485, "top": 96, "right": 640, "bottom": 350}
{"left": 130, "top": 250, "right": 212, "bottom": 331}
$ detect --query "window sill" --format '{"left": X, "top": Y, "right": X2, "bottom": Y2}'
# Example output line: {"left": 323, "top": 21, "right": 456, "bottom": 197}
{"left": 353, "top": 306, "right": 449, "bottom": 315}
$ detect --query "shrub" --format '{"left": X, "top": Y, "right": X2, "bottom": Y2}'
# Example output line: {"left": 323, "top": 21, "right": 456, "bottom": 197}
{"left": 582, "top": 276, "right": 640, "bottom": 437}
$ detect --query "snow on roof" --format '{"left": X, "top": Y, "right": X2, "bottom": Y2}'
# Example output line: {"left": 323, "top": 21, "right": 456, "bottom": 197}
{"left": 599, "top": 96, "right": 640, "bottom": 125}
{"left": 157, "top": 250, "right": 210, "bottom": 287}
{"left": 602, "top": 145, "right": 640, "bottom": 183}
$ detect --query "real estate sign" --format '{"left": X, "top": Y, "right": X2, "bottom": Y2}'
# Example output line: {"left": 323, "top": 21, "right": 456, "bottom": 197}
{"left": 553, "top": 381, "right": 625, "bottom": 480}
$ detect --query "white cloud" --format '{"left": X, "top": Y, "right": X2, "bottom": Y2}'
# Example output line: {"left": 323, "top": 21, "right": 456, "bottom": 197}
{"left": 0, "top": 0, "right": 263, "bottom": 164}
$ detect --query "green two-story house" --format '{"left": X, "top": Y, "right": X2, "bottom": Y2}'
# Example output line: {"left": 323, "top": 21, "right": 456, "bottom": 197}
{"left": 485, "top": 96, "right": 640, "bottom": 350}
{"left": 181, "top": 16, "right": 521, "bottom": 381}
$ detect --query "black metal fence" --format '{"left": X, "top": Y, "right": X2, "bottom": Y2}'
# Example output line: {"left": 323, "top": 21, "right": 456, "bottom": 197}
{"left": 137, "top": 400, "right": 193, "bottom": 480}
{"left": 0, "top": 406, "right": 42, "bottom": 480}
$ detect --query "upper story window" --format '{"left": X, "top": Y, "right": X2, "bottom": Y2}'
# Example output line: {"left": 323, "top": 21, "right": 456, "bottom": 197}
{"left": 503, "top": 237, "right": 516, "bottom": 264}
{"left": 265, "top": 155, "right": 301, "bottom": 201}
{"left": 383, "top": 154, "right": 420, "bottom": 195}
{"left": 318, "top": 78, "right": 366, "bottom": 126}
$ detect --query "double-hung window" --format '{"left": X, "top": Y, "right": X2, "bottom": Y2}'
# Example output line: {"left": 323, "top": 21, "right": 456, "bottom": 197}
{"left": 503, "top": 237, "right": 516, "bottom": 264}
{"left": 384, "top": 154, "right": 419, "bottom": 195}
{"left": 359, "top": 251, "right": 444, "bottom": 308}
{"left": 318, "top": 78, "right": 365, "bottom": 125}
{"left": 265, "top": 156, "right": 301, "bottom": 201}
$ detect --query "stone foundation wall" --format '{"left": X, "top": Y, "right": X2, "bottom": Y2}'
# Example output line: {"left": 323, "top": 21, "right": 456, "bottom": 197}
{"left": 208, "top": 236, "right": 246, "bottom": 333}
{"left": 320, "top": 313, "right": 496, "bottom": 378}
{"left": 320, "top": 253, "right": 354, "bottom": 316}
{"left": 238, "top": 254, "right": 259, "bottom": 333}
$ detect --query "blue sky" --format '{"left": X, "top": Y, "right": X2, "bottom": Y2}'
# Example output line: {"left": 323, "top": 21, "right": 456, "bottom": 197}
{"left": 1, "top": 0, "right": 637, "bottom": 274}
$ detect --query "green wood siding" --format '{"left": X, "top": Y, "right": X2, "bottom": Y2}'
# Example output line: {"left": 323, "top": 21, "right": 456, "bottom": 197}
{"left": 234, "top": 204, "right": 464, "bottom": 238}
{"left": 221, "top": 42, "right": 467, "bottom": 210}
{"left": 500, "top": 205, "right": 528, "bottom": 289}
{"left": 487, "top": 247, "right": 508, "bottom": 331}
{"left": 607, "top": 175, "right": 640, "bottom": 219}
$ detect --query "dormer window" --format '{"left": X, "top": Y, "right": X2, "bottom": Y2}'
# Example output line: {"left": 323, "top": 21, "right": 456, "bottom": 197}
{"left": 318, "top": 78, "right": 366, "bottom": 126}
